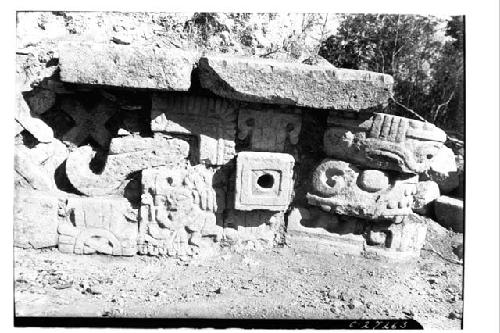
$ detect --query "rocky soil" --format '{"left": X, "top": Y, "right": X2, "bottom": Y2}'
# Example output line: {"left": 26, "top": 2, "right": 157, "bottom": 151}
{"left": 14, "top": 220, "right": 463, "bottom": 329}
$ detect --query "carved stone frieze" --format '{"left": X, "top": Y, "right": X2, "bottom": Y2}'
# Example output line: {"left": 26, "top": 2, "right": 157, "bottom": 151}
{"left": 234, "top": 152, "right": 295, "bottom": 211}
{"left": 306, "top": 159, "right": 417, "bottom": 221}
{"left": 65, "top": 134, "right": 189, "bottom": 196}
{"left": 57, "top": 197, "right": 138, "bottom": 256}
{"left": 324, "top": 112, "right": 449, "bottom": 174}
{"left": 237, "top": 109, "right": 302, "bottom": 152}
{"left": 151, "top": 94, "right": 236, "bottom": 166}
{"left": 138, "top": 165, "right": 223, "bottom": 258}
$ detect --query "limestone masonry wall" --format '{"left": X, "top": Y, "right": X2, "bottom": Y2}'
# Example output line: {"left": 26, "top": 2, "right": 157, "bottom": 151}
{"left": 15, "top": 12, "right": 464, "bottom": 262}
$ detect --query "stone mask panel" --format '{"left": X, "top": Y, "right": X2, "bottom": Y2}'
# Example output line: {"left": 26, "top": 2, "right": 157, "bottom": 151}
{"left": 306, "top": 159, "right": 417, "bottom": 222}
{"left": 324, "top": 112, "right": 448, "bottom": 174}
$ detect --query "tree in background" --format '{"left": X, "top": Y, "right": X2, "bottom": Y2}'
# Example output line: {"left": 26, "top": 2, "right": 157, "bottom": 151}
{"left": 319, "top": 14, "right": 464, "bottom": 135}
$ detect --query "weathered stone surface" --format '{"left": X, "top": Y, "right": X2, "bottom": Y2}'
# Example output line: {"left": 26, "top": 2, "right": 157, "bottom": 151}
{"left": 58, "top": 197, "right": 138, "bottom": 256}
{"left": 422, "top": 147, "right": 459, "bottom": 194}
{"left": 16, "top": 94, "right": 54, "bottom": 143}
{"left": 66, "top": 134, "right": 189, "bottom": 196}
{"left": 198, "top": 55, "right": 393, "bottom": 110}
{"left": 151, "top": 94, "right": 236, "bottom": 165}
{"left": 366, "top": 213, "right": 428, "bottom": 253}
{"left": 60, "top": 96, "right": 118, "bottom": 148}
{"left": 287, "top": 207, "right": 427, "bottom": 260}
{"left": 138, "top": 165, "right": 223, "bottom": 258}
{"left": 223, "top": 210, "right": 284, "bottom": 247}
{"left": 238, "top": 109, "right": 302, "bottom": 152}
{"left": 306, "top": 159, "right": 417, "bottom": 221}
{"left": 25, "top": 88, "right": 56, "bottom": 115}
{"left": 434, "top": 196, "right": 464, "bottom": 233}
{"left": 15, "top": 140, "right": 69, "bottom": 191}
{"left": 59, "top": 42, "right": 197, "bottom": 91}
{"left": 14, "top": 190, "right": 63, "bottom": 249}
{"left": 286, "top": 207, "right": 366, "bottom": 256}
{"left": 234, "top": 152, "right": 295, "bottom": 211}
{"left": 412, "top": 181, "right": 440, "bottom": 215}
{"left": 324, "top": 112, "right": 448, "bottom": 174}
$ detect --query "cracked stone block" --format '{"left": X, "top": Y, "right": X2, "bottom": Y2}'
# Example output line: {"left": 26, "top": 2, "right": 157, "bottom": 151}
{"left": 198, "top": 54, "right": 393, "bottom": 110}
{"left": 434, "top": 196, "right": 464, "bottom": 233}
{"left": 59, "top": 42, "right": 197, "bottom": 91}
{"left": 151, "top": 93, "right": 236, "bottom": 166}
{"left": 138, "top": 165, "right": 223, "bottom": 258}
{"left": 14, "top": 190, "right": 64, "bottom": 249}
{"left": 65, "top": 134, "right": 189, "bottom": 196}
{"left": 223, "top": 210, "right": 285, "bottom": 247}
{"left": 234, "top": 152, "right": 295, "bottom": 211}
{"left": 57, "top": 197, "right": 138, "bottom": 256}
{"left": 324, "top": 112, "right": 450, "bottom": 174}
{"left": 237, "top": 108, "right": 302, "bottom": 152}
{"left": 306, "top": 159, "right": 417, "bottom": 222}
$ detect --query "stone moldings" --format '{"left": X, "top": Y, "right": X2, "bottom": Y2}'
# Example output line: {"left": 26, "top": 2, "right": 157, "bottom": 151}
{"left": 324, "top": 113, "right": 449, "bottom": 174}
{"left": 234, "top": 152, "right": 295, "bottom": 211}
{"left": 57, "top": 197, "right": 138, "bottom": 256}
{"left": 138, "top": 165, "right": 223, "bottom": 258}
{"left": 237, "top": 109, "right": 302, "bottom": 152}
{"left": 198, "top": 55, "right": 394, "bottom": 110}
{"left": 65, "top": 134, "right": 189, "bottom": 196}
{"left": 59, "top": 42, "right": 198, "bottom": 91}
{"left": 151, "top": 94, "right": 236, "bottom": 166}
{"left": 306, "top": 159, "right": 417, "bottom": 222}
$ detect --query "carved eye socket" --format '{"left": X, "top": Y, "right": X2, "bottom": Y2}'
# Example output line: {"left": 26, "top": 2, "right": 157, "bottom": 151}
{"left": 286, "top": 123, "right": 295, "bottom": 132}
{"left": 166, "top": 177, "right": 173, "bottom": 185}
{"left": 357, "top": 170, "right": 389, "bottom": 192}
{"left": 426, "top": 154, "right": 434, "bottom": 159}
{"left": 245, "top": 118, "right": 255, "bottom": 127}
{"left": 325, "top": 168, "right": 345, "bottom": 188}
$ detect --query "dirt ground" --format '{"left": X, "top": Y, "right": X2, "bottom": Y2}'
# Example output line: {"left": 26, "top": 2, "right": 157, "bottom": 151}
{"left": 14, "top": 220, "right": 463, "bottom": 330}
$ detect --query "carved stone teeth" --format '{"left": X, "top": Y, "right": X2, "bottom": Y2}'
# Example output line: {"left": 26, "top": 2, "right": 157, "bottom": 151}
{"left": 320, "top": 204, "right": 331, "bottom": 213}
{"left": 398, "top": 201, "right": 404, "bottom": 209}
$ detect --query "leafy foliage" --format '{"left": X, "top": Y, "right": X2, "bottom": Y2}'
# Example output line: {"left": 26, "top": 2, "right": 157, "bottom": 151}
{"left": 319, "top": 14, "right": 464, "bottom": 134}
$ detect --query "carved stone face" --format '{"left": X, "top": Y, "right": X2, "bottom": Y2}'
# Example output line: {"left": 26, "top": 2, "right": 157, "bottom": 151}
{"left": 306, "top": 159, "right": 417, "bottom": 221}
{"left": 324, "top": 113, "right": 449, "bottom": 174}
{"left": 138, "top": 165, "right": 222, "bottom": 257}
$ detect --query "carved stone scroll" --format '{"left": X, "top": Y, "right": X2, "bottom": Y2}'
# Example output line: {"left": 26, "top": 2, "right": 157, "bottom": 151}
{"left": 324, "top": 112, "right": 448, "bottom": 174}
{"left": 237, "top": 109, "right": 302, "bottom": 152}
{"left": 57, "top": 197, "right": 138, "bottom": 256}
{"left": 306, "top": 159, "right": 417, "bottom": 222}
{"left": 65, "top": 134, "right": 189, "bottom": 196}
{"left": 151, "top": 94, "right": 236, "bottom": 166}
{"left": 138, "top": 165, "right": 223, "bottom": 258}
